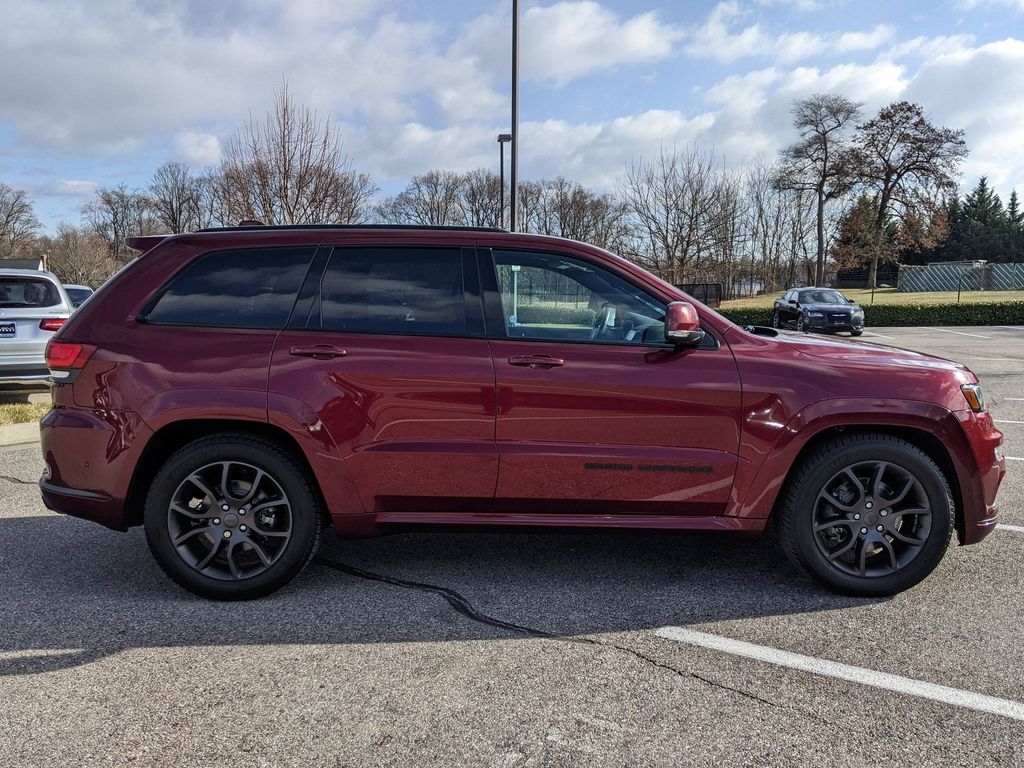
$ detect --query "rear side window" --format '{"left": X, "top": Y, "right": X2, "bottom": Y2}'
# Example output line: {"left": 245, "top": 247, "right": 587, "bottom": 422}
{"left": 316, "top": 247, "right": 467, "bottom": 336}
{"left": 0, "top": 276, "right": 61, "bottom": 309}
{"left": 147, "top": 247, "right": 315, "bottom": 329}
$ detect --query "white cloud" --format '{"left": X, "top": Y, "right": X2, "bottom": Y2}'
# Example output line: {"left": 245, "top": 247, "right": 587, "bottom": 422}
{"left": 452, "top": 1, "right": 683, "bottom": 87}
{"left": 685, "top": 2, "right": 893, "bottom": 63}
{"left": 172, "top": 131, "right": 221, "bottom": 166}
{"left": 22, "top": 178, "right": 98, "bottom": 200}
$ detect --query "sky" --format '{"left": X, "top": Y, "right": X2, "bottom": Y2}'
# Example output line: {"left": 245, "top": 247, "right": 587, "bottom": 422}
{"left": 0, "top": 0, "right": 1022, "bottom": 230}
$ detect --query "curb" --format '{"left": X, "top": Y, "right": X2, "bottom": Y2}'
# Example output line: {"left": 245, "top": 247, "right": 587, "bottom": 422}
{"left": 0, "top": 421, "right": 40, "bottom": 447}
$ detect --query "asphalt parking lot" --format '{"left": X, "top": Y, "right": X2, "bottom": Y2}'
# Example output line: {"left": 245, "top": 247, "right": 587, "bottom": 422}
{"left": 1, "top": 326, "right": 1022, "bottom": 767}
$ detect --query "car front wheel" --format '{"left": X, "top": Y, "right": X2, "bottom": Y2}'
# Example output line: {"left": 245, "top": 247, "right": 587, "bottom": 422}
{"left": 778, "top": 433, "right": 953, "bottom": 596}
{"left": 144, "top": 433, "right": 322, "bottom": 600}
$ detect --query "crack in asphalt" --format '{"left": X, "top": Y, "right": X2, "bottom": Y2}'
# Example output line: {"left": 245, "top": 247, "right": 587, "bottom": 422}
{"left": 0, "top": 474, "right": 35, "bottom": 486}
{"left": 314, "top": 555, "right": 814, "bottom": 719}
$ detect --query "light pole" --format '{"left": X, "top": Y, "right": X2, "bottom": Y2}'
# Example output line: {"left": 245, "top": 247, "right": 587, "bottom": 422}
{"left": 510, "top": 0, "right": 519, "bottom": 232}
{"left": 497, "top": 133, "right": 511, "bottom": 229}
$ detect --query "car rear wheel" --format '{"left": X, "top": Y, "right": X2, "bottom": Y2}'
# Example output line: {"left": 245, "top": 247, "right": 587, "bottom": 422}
{"left": 771, "top": 311, "right": 781, "bottom": 328}
{"left": 778, "top": 433, "right": 953, "bottom": 596}
{"left": 144, "top": 434, "right": 322, "bottom": 600}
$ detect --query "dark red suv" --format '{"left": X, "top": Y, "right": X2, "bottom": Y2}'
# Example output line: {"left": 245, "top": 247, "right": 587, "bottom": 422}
{"left": 39, "top": 225, "right": 1005, "bottom": 599}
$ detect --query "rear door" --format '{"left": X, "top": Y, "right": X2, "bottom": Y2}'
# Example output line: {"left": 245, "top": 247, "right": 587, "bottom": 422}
{"left": 269, "top": 244, "right": 497, "bottom": 515}
{"left": 480, "top": 247, "right": 742, "bottom": 517}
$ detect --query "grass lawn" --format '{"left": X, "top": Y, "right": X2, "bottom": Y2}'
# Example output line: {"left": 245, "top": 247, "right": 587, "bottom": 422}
{"left": 720, "top": 288, "right": 1024, "bottom": 309}
{"left": 0, "top": 401, "right": 50, "bottom": 426}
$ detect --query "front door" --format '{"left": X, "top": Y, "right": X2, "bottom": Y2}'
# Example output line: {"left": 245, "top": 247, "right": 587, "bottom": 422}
{"left": 481, "top": 248, "right": 742, "bottom": 516}
{"left": 269, "top": 245, "right": 497, "bottom": 514}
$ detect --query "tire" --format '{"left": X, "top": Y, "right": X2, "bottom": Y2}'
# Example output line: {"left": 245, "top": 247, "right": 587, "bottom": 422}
{"left": 851, "top": 330, "right": 863, "bottom": 337}
{"left": 778, "top": 433, "right": 953, "bottom": 596}
{"left": 771, "top": 311, "right": 781, "bottom": 329}
{"left": 796, "top": 314, "right": 807, "bottom": 332}
{"left": 144, "top": 433, "right": 322, "bottom": 600}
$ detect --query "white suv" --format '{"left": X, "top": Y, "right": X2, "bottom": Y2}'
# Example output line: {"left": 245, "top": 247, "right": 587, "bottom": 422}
{"left": 0, "top": 269, "right": 73, "bottom": 390}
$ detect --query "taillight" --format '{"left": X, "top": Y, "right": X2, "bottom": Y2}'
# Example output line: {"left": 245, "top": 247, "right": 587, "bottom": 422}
{"left": 39, "top": 318, "right": 67, "bottom": 332}
{"left": 45, "top": 341, "right": 96, "bottom": 370}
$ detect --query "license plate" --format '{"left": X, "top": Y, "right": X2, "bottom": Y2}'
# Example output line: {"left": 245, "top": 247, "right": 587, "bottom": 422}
{"left": 0, "top": 323, "right": 14, "bottom": 337}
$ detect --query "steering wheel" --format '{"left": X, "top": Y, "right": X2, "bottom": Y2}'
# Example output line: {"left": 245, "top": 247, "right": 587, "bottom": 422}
{"left": 589, "top": 304, "right": 614, "bottom": 341}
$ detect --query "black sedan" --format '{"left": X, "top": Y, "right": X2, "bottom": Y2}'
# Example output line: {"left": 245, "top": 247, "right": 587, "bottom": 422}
{"left": 771, "top": 287, "right": 865, "bottom": 336}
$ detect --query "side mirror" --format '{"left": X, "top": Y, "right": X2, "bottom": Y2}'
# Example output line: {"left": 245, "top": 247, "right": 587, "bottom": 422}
{"left": 788, "top": 299, "right": 797, "bottom": 305}
{"left": 665, "top": 301, "right": 705, "bottom": 347}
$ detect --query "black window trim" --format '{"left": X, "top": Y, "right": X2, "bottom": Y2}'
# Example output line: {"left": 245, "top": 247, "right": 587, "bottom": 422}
{"left": 292, "top": 244, "right": 486, "bottom": 341}
{"left": 137, "top": 244, "right": 321, "bottom": 331}
{"left": 477, "top": 246, "right": 719, "bottom": 351}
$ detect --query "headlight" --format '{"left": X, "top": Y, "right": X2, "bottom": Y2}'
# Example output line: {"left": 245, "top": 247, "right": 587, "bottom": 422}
{"left": 961, "top": 383, "right": 987, "bottom": 412}
{"left": 807, "top": 311, "right": 824, "bottom": 317}
{"left": 852, "top": 309, "right": 864, "bottom": 317}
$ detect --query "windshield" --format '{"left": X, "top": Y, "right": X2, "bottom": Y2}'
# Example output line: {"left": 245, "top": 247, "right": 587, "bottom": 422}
{"left": 0, "top": 276, "right": 62, "bottom": 308}
{"left": 65, "top": 286, "right": 93, "bottom": 307}
{"left": 799, "top": 289, "right": 847, "bottom": 305}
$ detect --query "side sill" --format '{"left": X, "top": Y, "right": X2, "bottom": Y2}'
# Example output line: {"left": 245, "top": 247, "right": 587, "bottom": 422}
{"left": 374, "top": 511, "right": 767, "bottom": 534}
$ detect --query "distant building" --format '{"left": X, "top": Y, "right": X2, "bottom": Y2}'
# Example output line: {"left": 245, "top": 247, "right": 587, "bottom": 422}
{"left": 0, "top": 257, "right": 44, "bottom": 271}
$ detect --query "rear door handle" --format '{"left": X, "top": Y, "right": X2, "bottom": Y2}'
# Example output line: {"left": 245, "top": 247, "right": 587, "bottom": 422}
{"left": 289, "top": 345, "right": 347, "bottom": 360}
{"left": 508, "top": 354, "right": 565, "bottom": 369}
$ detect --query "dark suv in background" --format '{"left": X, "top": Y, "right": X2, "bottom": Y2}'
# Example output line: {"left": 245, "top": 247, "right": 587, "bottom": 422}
{"left": 40, "top": 225, "right": 1003, "bottom": 600}
{"left": 772, "top": 287, "right": 865, "bottom": 335}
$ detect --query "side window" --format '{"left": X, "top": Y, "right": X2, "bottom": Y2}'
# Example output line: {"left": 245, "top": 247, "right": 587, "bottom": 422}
{"left": 147, "top": 246, "right": 315, "bottom": 329}
{"left": 317, "top": 247, "right": 467, "bottom": 336}
{"left": 492, "top": 250, "right": 666, "bottom": 345}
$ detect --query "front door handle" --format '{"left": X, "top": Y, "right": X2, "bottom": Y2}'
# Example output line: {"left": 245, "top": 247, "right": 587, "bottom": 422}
{"left": 289, "top": 345, "right": 347, "bottom": 360}
{"left": 508, "top": 354, "right": 565, "bottom": 369}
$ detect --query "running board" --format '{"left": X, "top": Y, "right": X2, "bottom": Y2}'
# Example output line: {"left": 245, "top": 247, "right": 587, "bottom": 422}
{"left": 374, "top": 511, "right": 767, "bottom": 534}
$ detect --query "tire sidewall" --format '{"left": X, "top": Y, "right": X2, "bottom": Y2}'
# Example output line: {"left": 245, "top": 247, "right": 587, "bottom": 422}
{"left": 786, "top": 440, "right": 952, "bottom": 596}
{"left": 144, "top": 438, "right": 320, "bottom": 600}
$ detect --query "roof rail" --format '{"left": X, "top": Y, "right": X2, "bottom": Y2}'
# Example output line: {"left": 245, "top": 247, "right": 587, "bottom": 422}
{"left": 195, "top": 224, "right": 506, "bottom": 233}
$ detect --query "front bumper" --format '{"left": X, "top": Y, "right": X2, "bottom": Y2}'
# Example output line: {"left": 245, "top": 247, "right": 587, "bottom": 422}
{"left": 805, "top": 314, "right": 864, "bottom": 332}
{"left": 955, "top": 409, "right": 1005, "bottom": 545}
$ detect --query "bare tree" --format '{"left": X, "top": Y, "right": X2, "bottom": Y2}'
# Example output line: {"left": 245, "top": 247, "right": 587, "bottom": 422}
{"left": 775, "top": 94, "right": 862, "bottom": 286}
{"left": 218, "top": 81, "right": 376, "bottom": 225}
{"left": 621, "top": 146, "right": 720, "bottom": 284}
{"left": 82, "top": 184, "right": 158, "bottom": 263}
{"left": 856, "top": 101, "right": 968, "bottom": 286}
{"left": 34, "top": 224, "right": 118, "bottom": 287}
{"left": 149, "top": 161, "right": 205, "bottom": 233}
{"left": 376, "top": 170, "right": 465, "bottom": 225}
{"left": 0, "top": 183, "right": 42, "bottom": 259}
{"left": 458, "top": 169, "right": 503, "bottom": 228}
{"left": 514, "top": 177, "right": 631, "bottom": 251}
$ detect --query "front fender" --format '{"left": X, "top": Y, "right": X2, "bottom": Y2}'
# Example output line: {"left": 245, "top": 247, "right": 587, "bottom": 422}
{"left": 725, "top": 398, "right": 978, "bottom": 521}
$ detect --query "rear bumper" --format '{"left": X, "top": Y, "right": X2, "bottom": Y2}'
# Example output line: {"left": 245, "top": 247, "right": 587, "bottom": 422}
{"left": 39, "top": 405, "right": 150, "bottom": 531}
{"left": 0, "top": 361, "right": 51, "bottom": 390}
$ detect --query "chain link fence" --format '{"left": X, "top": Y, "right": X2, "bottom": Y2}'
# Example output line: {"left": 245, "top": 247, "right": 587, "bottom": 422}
{"left": 897, "top": 263, "right": 1024, "bottom": 293}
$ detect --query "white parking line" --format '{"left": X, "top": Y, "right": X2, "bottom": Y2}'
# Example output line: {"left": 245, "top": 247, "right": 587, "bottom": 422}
{"left": 655, "top": 626, "right": 1024, "bottom": 722}
{"left": 923, "top": 327, "right": 992, "bottom": 339}
{"left": 1006, "top": 456, "right": 1024, "bottom": 462}
{"left": 862, "top": 331, "right": 895, "bottom": 339}
{"left": 1007, "top": 398, "right": 1024, "bottom": 402}
{"left": 998, "top": 524, "right": 1024, "bottom": 534}
{"left": 996, "top": 420, "right": 1024, "bottom": 425}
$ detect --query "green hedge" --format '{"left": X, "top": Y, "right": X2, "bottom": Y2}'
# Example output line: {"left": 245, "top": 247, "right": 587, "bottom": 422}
{"left": 515, "top": 305, "right": 595, "bottom": 325}
{"left": 718, "top": 301, "right": 1024, "bottom": 328}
